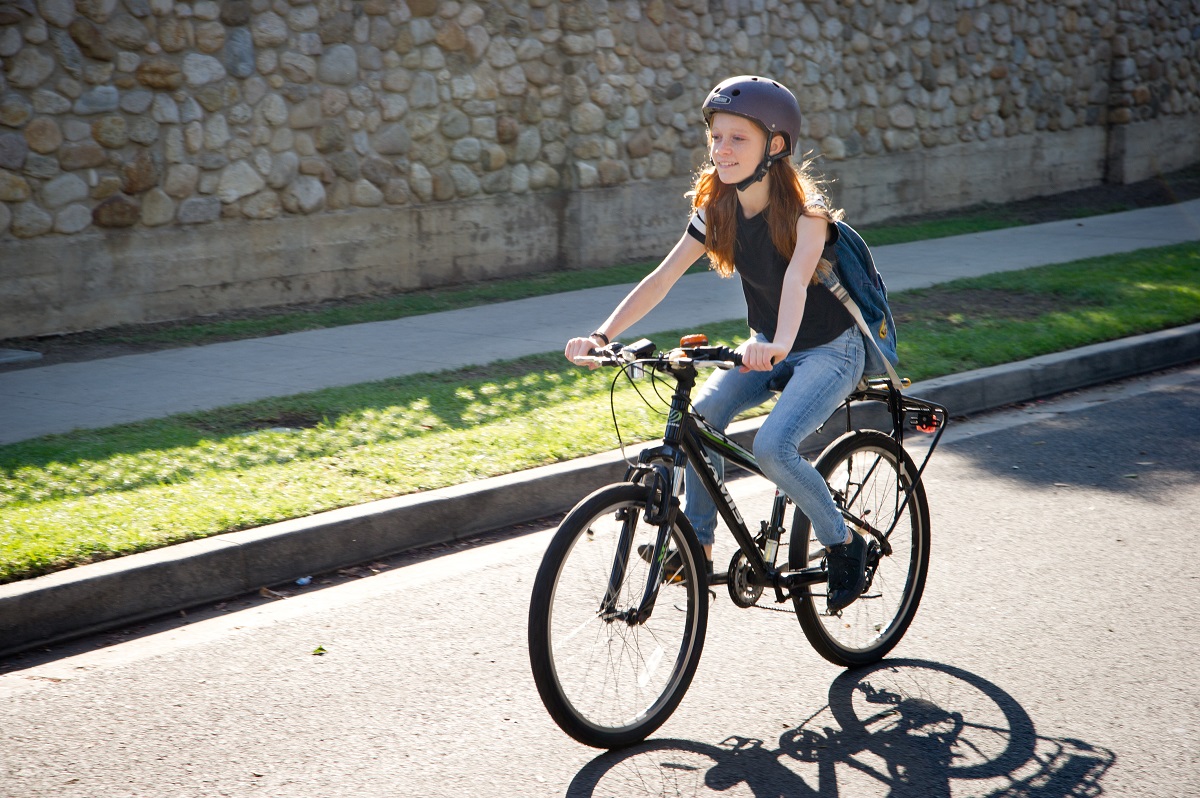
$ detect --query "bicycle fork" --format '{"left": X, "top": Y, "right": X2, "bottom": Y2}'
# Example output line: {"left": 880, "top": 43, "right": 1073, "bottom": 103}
{"left": 599, "top": 460, "right": 684, "bottom": 626}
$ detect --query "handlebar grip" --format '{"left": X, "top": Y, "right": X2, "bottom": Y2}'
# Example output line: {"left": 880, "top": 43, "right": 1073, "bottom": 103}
{"left": 690, "top": 345, "right": 741, "bottom": 367}
{"left": 710, "top": 343, "right": 739, "bottom": 364}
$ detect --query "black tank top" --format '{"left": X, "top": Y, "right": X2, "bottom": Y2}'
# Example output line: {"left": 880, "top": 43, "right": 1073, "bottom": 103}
{"left": 689, "top": 206, "right": 854, "bottom": 353}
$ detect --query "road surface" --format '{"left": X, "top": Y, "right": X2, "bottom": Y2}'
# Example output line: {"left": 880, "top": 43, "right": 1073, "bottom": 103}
{"left": 2, "top": 366, "right": 1198, "bottom": 797}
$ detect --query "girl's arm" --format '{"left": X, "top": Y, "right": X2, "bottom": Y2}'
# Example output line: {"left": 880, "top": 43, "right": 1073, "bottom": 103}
{"left": 739, "top": 214, "right": 829, "bottom": 371}
{"left": 564, "top": 232, "right": 706, "bottom": 363}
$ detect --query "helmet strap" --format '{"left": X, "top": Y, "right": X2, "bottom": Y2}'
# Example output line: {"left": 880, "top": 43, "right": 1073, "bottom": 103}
{"left": 734, "top": 138, "right": 784, "bottom": 192}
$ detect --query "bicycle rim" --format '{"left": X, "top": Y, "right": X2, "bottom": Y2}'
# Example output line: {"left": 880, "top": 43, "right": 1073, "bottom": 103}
{"left": 528, "top": 484, "right": 709, "bottom": 748}
{"left": 791, "top": 431, "right": 930, "bottom": 667}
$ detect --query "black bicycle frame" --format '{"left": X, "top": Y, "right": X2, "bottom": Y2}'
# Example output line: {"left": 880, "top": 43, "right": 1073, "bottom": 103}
{"left": 679, "top": 416, "right": 828, "bottom": 594}
{"left": 611, "top": 359, "right": 948, "bottom": 623}
{"left": 617, "top": 363, "right": 826, "bottom": 622}
{"left": 841, "top": 381, "right": 948, "bottom": 541}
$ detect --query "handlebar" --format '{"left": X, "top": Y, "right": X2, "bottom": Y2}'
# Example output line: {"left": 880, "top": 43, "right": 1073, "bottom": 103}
{"left": 571, "top": 337, "right": 743, "bottom": 370}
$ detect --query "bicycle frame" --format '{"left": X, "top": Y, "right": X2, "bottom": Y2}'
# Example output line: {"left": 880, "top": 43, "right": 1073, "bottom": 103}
{"left": 610, "top": 355, "right": 948, "bottom": 623}
{"left": 680, "top": 414, "right": 822, "bottom": 596}
{"left": 533, "top": 341, "right": 952, "bottom": 747}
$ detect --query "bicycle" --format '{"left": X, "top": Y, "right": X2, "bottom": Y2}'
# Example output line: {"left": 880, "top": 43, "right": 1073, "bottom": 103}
{"left": 527, "top": 334, "right": 948, "bottom": 749}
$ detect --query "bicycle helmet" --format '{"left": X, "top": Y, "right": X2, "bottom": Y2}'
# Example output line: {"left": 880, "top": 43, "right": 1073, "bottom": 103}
{"left": 702, "top": 75, "right": 803, "bottom": 189}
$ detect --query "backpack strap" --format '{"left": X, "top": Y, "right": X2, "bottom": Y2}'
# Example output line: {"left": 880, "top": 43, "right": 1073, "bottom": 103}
{"left": 825, "top": 276, "right": 904, "bottom": 387}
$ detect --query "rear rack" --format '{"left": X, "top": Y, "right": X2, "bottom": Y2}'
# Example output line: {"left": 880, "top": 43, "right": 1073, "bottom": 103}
{"left": 844, "top": 378, "right": 949, "bottom": 513}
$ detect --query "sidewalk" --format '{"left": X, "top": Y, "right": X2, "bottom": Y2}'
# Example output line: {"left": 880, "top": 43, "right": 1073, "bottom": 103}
{"left": 3, "top": 199, "right": 1199, "bottom": 445}
{"left": 2, "top": 200, "right": 1200, "bottom": 658}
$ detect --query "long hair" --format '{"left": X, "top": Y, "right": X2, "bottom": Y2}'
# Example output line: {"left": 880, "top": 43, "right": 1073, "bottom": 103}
{"left": 689, "top": 155, "right": 842, "bottom": 280}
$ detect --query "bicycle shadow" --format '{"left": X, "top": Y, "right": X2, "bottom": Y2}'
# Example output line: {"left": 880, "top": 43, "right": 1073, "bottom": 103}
{"left": 566, "top": 659, "right": 1114, "bottom": 797}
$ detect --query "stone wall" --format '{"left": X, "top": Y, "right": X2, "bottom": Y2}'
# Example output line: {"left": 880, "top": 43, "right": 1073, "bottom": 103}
{"left": 1, "top": 0, "right": 1198, "bottom": 338}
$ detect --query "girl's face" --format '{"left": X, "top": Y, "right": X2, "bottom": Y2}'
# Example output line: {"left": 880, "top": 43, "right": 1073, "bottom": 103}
{"left": 708, "top": 113, "right": 769, "bottom": 186}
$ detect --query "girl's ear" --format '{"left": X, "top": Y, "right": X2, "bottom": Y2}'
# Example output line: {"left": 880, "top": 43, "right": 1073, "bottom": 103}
{"left": 769, "top": 134, "right": 786, "bottom": 157}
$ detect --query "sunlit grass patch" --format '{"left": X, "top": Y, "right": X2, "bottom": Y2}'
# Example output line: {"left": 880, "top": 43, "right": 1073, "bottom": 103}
{"left": 1, "top": 243, "right": 1197, "bottom": 584}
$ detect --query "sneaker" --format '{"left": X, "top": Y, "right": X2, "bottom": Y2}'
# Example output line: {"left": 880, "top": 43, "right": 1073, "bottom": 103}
{"left": 825, "top": 530, "right": 868, "bottom": 612}
{"left": 637, "top": 544, "right": 714, "bottom": 585}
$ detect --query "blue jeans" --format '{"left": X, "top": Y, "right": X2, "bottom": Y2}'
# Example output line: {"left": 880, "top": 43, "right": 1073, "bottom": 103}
{"left": 684, "top": 326, "right": 866, "bottom": 549}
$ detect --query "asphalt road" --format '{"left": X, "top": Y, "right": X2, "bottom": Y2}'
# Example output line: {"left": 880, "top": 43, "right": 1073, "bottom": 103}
{"left": 2, "top": 366, "right": 1198, "bottom": 798}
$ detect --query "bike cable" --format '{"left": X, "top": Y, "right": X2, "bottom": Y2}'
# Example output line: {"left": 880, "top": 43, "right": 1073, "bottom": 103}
{"left": 608, "top": 357, "right": 671, "bottom": 468}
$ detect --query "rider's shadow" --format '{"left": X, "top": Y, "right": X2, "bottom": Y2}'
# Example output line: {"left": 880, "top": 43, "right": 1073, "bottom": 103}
{"left": 568, "top": 659, "right": 1113, "bottom": 797}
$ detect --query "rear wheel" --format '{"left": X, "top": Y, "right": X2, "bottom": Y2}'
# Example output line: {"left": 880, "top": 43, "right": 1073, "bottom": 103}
{"left": 528, "top": 483, "right": 709, "bottom": 748}
{"left": 789, "top": 431, "right": 930, "bottom": 666}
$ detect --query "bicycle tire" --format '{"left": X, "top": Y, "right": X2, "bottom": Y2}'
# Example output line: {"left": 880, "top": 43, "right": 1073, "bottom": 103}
{"left": 789, "top": 430, "right": 930, "bottom": 667}
{"left": 528, "top": 483, "right": 709, "bottom": 748}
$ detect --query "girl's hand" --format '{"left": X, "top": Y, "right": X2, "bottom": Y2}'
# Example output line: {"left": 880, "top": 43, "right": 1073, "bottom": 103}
{"left": 737, "top": 340, "right": 788, "bottom": 372}
{"left": 564, "top": 336, "right": 601, "bottom": 368}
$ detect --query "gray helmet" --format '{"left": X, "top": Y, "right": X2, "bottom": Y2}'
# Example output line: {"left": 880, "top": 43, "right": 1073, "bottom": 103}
{"left": 702, "top": 75, "right": 803, "bottom": 156}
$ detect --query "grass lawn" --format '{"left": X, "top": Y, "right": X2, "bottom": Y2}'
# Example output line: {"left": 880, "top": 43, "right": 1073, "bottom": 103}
{"left": 1, "top": 241, "right": 1197, "bottom": 584}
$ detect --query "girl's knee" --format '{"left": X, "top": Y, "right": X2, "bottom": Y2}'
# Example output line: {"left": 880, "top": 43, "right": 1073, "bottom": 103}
{"left": 751, "top": 429, "right": 788, "bottom": 473}
{"left": 692, "top": 393, "right": 717, "bottom": 419}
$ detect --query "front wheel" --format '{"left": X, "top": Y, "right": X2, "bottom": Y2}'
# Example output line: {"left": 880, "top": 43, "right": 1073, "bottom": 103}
{"left": 789, "top": 431, "right": 931, "bottom": 667}
{"left": 528, "top": 483, "right": 709, "bottom": 748}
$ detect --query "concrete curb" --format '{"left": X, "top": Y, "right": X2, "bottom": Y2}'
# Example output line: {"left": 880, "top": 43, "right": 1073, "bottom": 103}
{"left": 2, "top": 323, "right": 1198, "bottom": 658}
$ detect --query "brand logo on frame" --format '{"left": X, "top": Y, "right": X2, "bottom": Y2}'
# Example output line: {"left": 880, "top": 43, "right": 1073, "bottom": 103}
{"left": 696, "top": 447, "right": 744, "bottom": 527}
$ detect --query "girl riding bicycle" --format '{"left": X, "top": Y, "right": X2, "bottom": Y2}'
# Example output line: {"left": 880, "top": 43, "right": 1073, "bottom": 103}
{"left": 564, "top": 75, "right": 869, "bottom": 612}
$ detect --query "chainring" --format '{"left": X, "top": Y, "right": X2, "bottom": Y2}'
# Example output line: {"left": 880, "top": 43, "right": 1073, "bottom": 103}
{"left": 726, "top": 549, "right": 764, "bottom": 608}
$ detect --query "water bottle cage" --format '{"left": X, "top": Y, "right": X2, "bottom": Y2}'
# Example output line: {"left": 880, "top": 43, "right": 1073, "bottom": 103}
{"left": 628, "top": 463, "right": 675, "bottom": 526}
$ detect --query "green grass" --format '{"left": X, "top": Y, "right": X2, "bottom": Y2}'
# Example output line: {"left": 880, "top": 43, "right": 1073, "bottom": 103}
{"left": 1, "top": 242, "right": 1198, "bottom": 585}
{"left": 860, "top": 203, "right": 1132, "bottom": 247}
{"left": 863, "top": 215, "right": 1025, "bottom": 246}
{"left": 892, "top": 245, "right": 1200, "bottom": 376}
